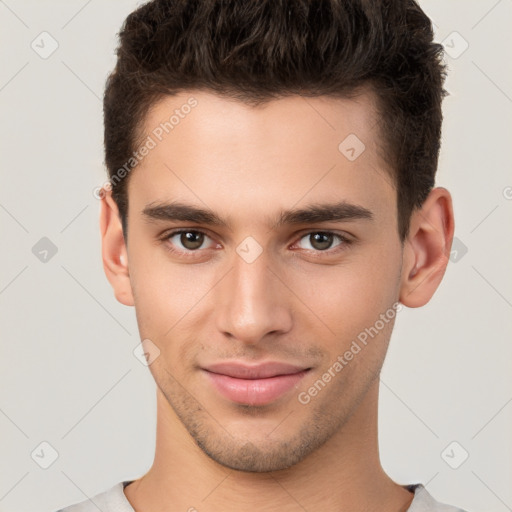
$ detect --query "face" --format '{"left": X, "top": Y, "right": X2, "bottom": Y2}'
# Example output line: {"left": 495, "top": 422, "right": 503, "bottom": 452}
{"left": 121, "top": 90, "right": 404, "bottom": 472}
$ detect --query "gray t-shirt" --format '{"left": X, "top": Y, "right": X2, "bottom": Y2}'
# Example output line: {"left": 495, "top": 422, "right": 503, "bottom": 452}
{"left": 56, "top": 480, "right": 469, "bottom": 511}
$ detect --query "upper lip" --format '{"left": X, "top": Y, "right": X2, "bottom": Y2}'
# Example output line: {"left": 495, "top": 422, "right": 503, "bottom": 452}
{"left": 203, "top": 362, "right": 310, "bottom": 379}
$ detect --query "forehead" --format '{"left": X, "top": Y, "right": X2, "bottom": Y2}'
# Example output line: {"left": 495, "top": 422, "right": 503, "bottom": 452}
{"left": 128, "top": 89, "right": 396, "bottom": 227}
{"left": 142, "top": 88, "right": 381, "bottom": 154}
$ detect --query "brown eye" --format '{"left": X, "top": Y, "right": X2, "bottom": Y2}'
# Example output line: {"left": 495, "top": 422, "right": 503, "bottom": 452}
{"left": 309, "top": 233, "right": 334, "bottom": 250}
{"left": 164, "top": 230, "right": 212, "bottom": 252}
{"left": 177, "top": 231, "right": 204, "bottom": 250}
{"left": 295, "top": 231, "right": 350, "bottom": 254}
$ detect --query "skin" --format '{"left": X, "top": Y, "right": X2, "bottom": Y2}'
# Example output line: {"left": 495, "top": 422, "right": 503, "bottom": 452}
{"left": 100, "top": 89, "right": 454, "bottom": 512}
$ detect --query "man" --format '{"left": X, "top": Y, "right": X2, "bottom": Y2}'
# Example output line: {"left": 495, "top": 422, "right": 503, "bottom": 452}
{"left": 58, "top": 0, "right": 469, "bottom": 510}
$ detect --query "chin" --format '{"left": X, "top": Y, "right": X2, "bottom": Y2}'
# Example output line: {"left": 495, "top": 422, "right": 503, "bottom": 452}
{"left": 196, "top": 437, "right": 309, "bottom": 472}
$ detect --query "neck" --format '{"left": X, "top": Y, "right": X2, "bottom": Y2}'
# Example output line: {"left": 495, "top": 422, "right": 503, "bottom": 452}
{"left": 124, "top": 381, "right": 414, "bottom": 512}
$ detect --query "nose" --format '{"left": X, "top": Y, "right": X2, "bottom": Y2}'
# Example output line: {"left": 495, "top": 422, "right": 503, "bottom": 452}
{"left": 215, "top": 247, "right": 293, "bottom": 345}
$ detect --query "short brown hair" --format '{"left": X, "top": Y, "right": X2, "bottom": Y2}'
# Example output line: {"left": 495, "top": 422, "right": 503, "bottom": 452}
{"left": 103, "top": 0, "right": 447, "bottom": 242}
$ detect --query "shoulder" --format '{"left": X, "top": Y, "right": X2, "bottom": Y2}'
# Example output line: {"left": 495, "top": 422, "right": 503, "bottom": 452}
{"left": 55, "top": 481, "right": 134, "bottom": 512}
{"left": 407, "top": 484, "right": 470, "bottom": 512}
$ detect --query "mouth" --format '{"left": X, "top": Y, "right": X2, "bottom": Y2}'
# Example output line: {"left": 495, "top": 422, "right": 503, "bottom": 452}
{"left": 202, "top": 362, "right": 311, "bottom": 406}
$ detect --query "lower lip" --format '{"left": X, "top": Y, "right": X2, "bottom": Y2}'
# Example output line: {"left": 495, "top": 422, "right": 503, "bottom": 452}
{"left": 204, "top": 370, "right": 309, "bottom": 406}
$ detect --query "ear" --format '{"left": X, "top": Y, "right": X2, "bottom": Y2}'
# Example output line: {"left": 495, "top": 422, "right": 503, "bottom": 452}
{"left": 99, "top": 187, "right": 134, "bottom": 307}
{"left": 399, "top": 187, "right": 455, "bottom": 308}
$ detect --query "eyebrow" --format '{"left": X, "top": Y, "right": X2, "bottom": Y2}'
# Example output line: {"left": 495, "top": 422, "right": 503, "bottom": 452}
{"left": 142, "top": 200, "right": 374, "bottom": 228}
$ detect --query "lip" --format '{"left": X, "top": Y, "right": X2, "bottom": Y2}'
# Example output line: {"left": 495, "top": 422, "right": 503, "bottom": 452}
{"left": 202, "top": 362, "right": 310, "bottom": 406}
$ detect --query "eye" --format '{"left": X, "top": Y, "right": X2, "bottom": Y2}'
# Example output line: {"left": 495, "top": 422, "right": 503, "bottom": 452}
{"left": 162, "top": 229, "right": 217, "bottom": 253}
{"left": 294, "top": 231, "right": 351, "bottom": 253}
{"left": 159, "top": 228, "right": 352, "bottom": 259}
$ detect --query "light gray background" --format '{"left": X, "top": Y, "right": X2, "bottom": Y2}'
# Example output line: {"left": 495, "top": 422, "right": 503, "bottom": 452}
{"left": 1, "top": 1, "right": 511, "bottom": 511}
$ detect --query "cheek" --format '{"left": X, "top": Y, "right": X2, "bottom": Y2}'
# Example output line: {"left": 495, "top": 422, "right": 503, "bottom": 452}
{"left": 289, "top": 248, "right": 401, "bottom": 342}
{"left": 129, "top": 257, "right": 208, "bottom": 383}
{"left": 128, "top": 245, "right": 221, "bottom": 349}
{"left": 130, "top": 248, "right": 223, "bottom": 376}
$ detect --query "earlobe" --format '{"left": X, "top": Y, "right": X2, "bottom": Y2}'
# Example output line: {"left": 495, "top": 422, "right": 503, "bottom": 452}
{"left": 99, "top": 188, "right": 134, "bottom": 307}
{"left": 399, "top": 187, "right": 455, "bottom": 308}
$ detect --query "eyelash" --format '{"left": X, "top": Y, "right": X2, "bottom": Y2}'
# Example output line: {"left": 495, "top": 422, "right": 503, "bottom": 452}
{"left": 158, "top": 229, "right": 353, "bottom": 259}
